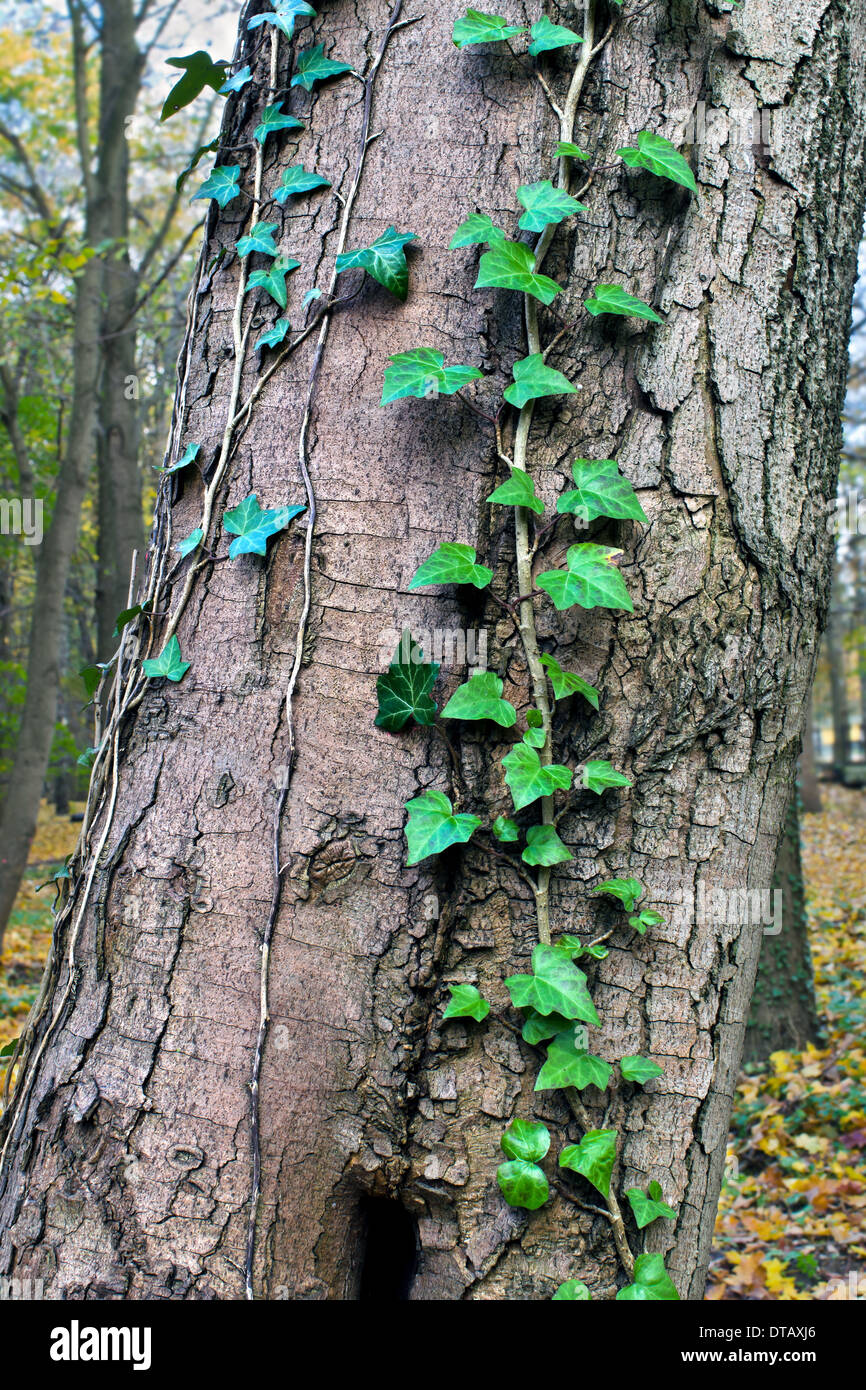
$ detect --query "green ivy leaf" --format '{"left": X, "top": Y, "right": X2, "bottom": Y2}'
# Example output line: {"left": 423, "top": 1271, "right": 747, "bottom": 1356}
{"left": 535, "top": 1030, "right": 612, "bottom": 1093}
{"left": 557, "top": 458, "right": 647, "bottom": 524}
{"left": 555, "top": 141, "right": 589, "bottom": 159}
{"left": 443, "top": 982, "right": 490, "bottom": 1021}
{"left": 539, "top": 654, "right": 598, "bottom": 708}
{"left": 552, "top": 1279, "right": 592, "bottom": 1300}
{"left": 517, "top": 180, "right": 585, "bottom": 232}
{"left": 616, "top": 1252, "right": 680, "bottom": 1301}
{"left": 582, "top": 759, "right": 632, "bottom": 794}
{"left": 79, "top": 662, "right": 111, "bottom": 701}
{"left": 526, "top": 708, "right": 543, "bottom": 727}
{"left": 620, "top": 1055, "right": 664, "bottom": 1084}
{"left": 77, "top": 746, "right": 97, "bottom": 768}
{"left": 142, "top": 634, "right": 190, "bottom": 683}
{"left": 191, "top": 164, "right": 241, "bottom": 208}
{"left": 175, "top": 139, "right": 221, "bottom": 193}
{"left": 441, "top": 670, "right": 516, "bottom": 727}
{"left": 335, "top": 226, "right": 417, "bottom": 301}
{"left": 408, "top": 542, "right": 492, "bottom": 590}
{"left": 521, "top": 1008, "right": 573, "bottom": 1044}
{"left": 453, "top": 9, "right": 527, "bottom": 46}
{"left": 487, "top": 467, "right": 544, "bottom": 514}
{"left": 585, "top": 283, "right": 663, "bottom": 322}
{"left": 502, "top": 743, "right": 571, "bottom": 811}
{"left": 237, "top": 222, "right": 280, "bottom": 258}
{"left": 501, "top": 1117, "right": 550, "bottom": 1163}
{"left": 291, "top": 43, "right": 353, "bottom": 91}
{"left": 254, "top": 317, "right": 292, "bottom": 352}
{"left": 274, "top": 164, "right": 331, "bottom": 203}
{"left": 628, "top": 908, "right": 665, "bottom": 935}
{"left": 475, "top": 239, "right": 562, "bottom": 305}
{"left": 528, "top": 15, "right": 583, "bottom": 55}
{"left": 161, "top": 52, "right": 228, "bottom": 122}
{"left": 506, "top": 943, "right": 599, "bottom": 1024}
{"left": 245, "top": 256, "right": 301, "bottom": 308}
{"left": 522, "top": 824, "right": 572, "bottom": 866}
{"left": 404, "top": 788, "right": 481, "bottom": 865}
{"left": 222, "top": 493, "right": 306, "bottom": 559}
{"left": 113, "top": 600, "right": 151, "bottom": 637}
{"left": 536, "top": 543, "right": 633, "bottom": 612}
{"left": 523, "top": 725, "right": 545, "bottom": 748}
{"left": 493, "top": 814, "right": 520, "bottom": 842}
{"left": 157, "top": 441, "right": 200, "bottom": 475}
{"left": 375, "top": 632, "right": 439, "bottom": 731}
{"left": 219, "top": 65, "right": 252, "bottom": 94}
{"left": 381, "top": 348, "right": 483, "bottom": 405}
{"left": 248, "top": 1, "right": 317, "bottom": 41}
{"left": 449, "top": 213, "right": 506, "bottom": 248}
{"left": 175, "top": 527, "right": 203, "bottom": 558}
{"left": 626, "top": 1181, "right": 677, "bottom": 1229}
{"left": 503, "top": 353, "right": 577, "bottom": 408}
{"left": 559, "top": 1128, "right": 617, "bottom": 1197}
{"left": 254, "top": 103, "right": 305, "bottom": 145}
{"left": 593, "top": 877, "right": 644, "bottom": 911}
{"left": 303, "top": 287, "right": 323, "bottom": 306}
{"left": 617, "top": 131, "right": 697, "bottom": 194}
{"left": 497, "top": 1159, "right": 549, "bottom": 1209}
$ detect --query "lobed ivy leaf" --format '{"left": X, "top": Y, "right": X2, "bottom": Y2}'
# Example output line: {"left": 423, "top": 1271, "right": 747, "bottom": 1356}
{"left": 157, "top": 440, "right": 200, "bottom": 474}
{"left": 274, "top": 164, "right": 331, "bottom": 203}
{"left": 552, "top": 1279, "right": 592, "bottom": 1300}
{"left": 557, "top": 458, "right": 647, "bottom": 524}
{"left": 161, "top": 52, "right": 228, "bottom": 122}
{"left": 220, "top": 65, "right": 252, "bottom": 94}
{"left": 517, "top": 179, "right": 585, "bottom": 232}
{"left": 248, "top": 1, "right": 317, "bottom": 40}
{"left": 617, "top": 131, "right": 697, "bottom": 194}
{"left": 536, "top": 543, "right": 633, "bottom": 612}
{"left": 303, "top": 287, "right": 323, "bottom": 306}
{"left": 522, "top": 823, "right": 572, "bottom": 866}
{"left": 582, "top": 759, "right": 632, "bottom": 794}
{"left": 487, "top": 467, "right": 544, "bottom": 514}
{"left": 441, "top": 670, "right": 516, "bottom": 727}
{"left": 535, "top": 1029, "right": 612, "bottom": 1092}
{"left": 493, "top": 814, "right": 520, "bottom": 842}
{"left": 443, "top": 982, "right": 490, "bottom": 1021}
{"left": 175, "top": 527, "right": 203, "bottom": 558}
{"left": 506, "top": 943, "right": 599, "bottom": 1024}
{"left": 585, "top": 283, "right": 663, "bottom": 322}
{"left": 113, "top": 601, "right": 151, "bottom": 637}
{"left": 521, "top": 1008, "right": 573, "bottom": 1044}
{"left": 245, "top": 256, "right": 301, "bottom": 308}
{"left": 254, "top": 317, "right": 292, "bottom": 352}
{"left": 504, "top": 353, "right": 577, "bottom": 408}
{"left": 408, "top": 542, "right": 492, "bottom": 590}
{"left": 237, "top": 222, "right": 280, "bottom": 258}
{"left": 559, "top": 1128, "right": 617, "bottom": 1197}
{"left": 528, "top": 15, "right": 583, "bottom": 55}
{"left": 593, "top": 877, "right": 644, "bottom": 911}
{"left": 502, "top": 742, "right": 572, "bottom": 811}
{"left": 254, "top": 103, "right": 305, "bottom": 145}
{"left": 453, "top": 9, "right": 527, "bottom": 46}
{"left": 476, "top": 239, "right": 562, "bottom": 305}
{"left": 77, "top": 746, "right": 98, "bottom": 768}
{"left": 142, "top": 634, "right": 190, "bottom": 683}
{"left": 191, "top": 164, "right": 241, "bottom": 208}
{"left": 620, "top": 1055, "right": 664, "bottom": 1084}
{"left": 501, "top": 1117, "right": 551, "bottom": 1163}
{"left": 616, "top": 1252, "right": 680, "bottom": 1301}
{"left": 628, "top": 908, "right": 665, "bottom": 935}
{"left": 404, "top": 788, "right": 482, "bottom": 865}
{"left": 381, "top": 348, "right": 482, "bottom": 405}
{"left": 375, "top": 631, "right": 439, "bottom": 731}
{"left": 497, "top": 1159, "right": 549, "bottom": 1210}
{"left": 555, "top": 141, "right": 589, "bottom": 159}
{"left": 336, "top": 226, "right": 417, "bottom": 301}
{"left": 539, "top": 654, "right": 598, "bottom": 709}
{"left": 626, "top": 1181, "right": 677, "bottom": 1229}
{"left": 222, "top": 493, "right": 306, "bottom": 559}
{"left": 291, "top": 43, "right": 353, "bottom": 91}
{"left": 79, "top": 662, "right": 112, "bottom": 701}
{"left": 449, "top": 213, "right": 506, "bottom": 248}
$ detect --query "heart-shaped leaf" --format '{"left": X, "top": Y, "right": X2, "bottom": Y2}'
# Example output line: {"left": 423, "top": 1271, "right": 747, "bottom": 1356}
{"left": 557, "top": 458, "right": 647, "bottom": 524}
{"left": 443, "top": 982, "right": 490, "bottom": 1021}
{"left": 441, "top": 670, "right": 516, "bottom": 727}
{"left": 142, "top": 634, "right": 190, "bottom": 683}
{"left": 504, "top": 353, "right": 577, "bottom": 408}
{"left": 220, "top": 65, "right": 252, "bottom": 94}
{"left": 502, "top": 742, "right": 572, "bottom": 810}
{"left": 497, "top": 1159, "right": 549, "bottom": 1210}
{"left": 593, "top": 877, "right": 643, "bottom": 911}
{"left": 487, "top": 467, "right": 544, "bottom": 514}
{"left": 336, "top": 226, "right": 417, "bottom": 301}
{"left": 582, "top": 759, "right": 632, "bottom": 794}
{"left": 222, "top": 494, "right": 306, "bottom": 558}
{"left": 408, "top": 542, "right": 492, "bottom": 590}
{"left": 237, "top": 221, "right": 280, "bottom": 258}
{"left": 535, "top": 1029, "right": 612, "bottom": 1092}
{"left": 517, "top": 179, "right": 585, "bottom": 232}
{"left": 536, "top": 543, "right": 633, "bottom": 612}
{"left": 475, "top": 239, "right": 562, "bottom": 305}
{"left": 628, "top": 908, "right": 665, "bottom": 935}
{"left": 521, "top": 1008, "right": 573, "bottom": 1044}
{"left": 245, "top": 256, "right": 301, "bottom": 309}
{"left": 506, "top": 943, "right": 600, "bottom": 1024}
{"left": 585, "top": 283, "right": 663, "bottom": 322}
{"left": 617, "top": 131, "right": 697, "bottom": 193}
{"left": 493, "top": 814, "right": 520, "bottom": 842}
{"left": 274, "top": 164, "right": 331, "bottom": 203}
{"left": 375, "top": 632, "right": 439, "bottom": 731}
{"left": 522, "top": 824, "right": 572, "bottom": 866}
{"left": 191, "top": 164, "right": 241, "bottom": 207}
{"left": 559, "top": 1128, "right": 617, "bottom": 1197}
{"left": 539, "top": 654, "right": 598, "bottom": 708}
{"left": 616, "top": 1252, "right": 680, "bottom": 1300}
{"left": 555, "top": 141, "right": 589, "bottom": 159}
{"left": 626, "top": 1180, "right": 677, "bottom": 1228}
{"left": 254, "top": 317, "right": 292, "bottom": 352}
{"left": 453, "top": 9, "right": 527, "bottom": 46}
{"left": 528, "top": 15, "right": 583, "bottom": 55}
{"left": 552, "top": 1279, "right": 592, "bottom": 1300}
{"left": 381, "top": 348, "right": 482, "bottom": 405}
{"left": 501, "top": 1117, "right": 551, "bottom": 1163}
{"left": 449, "top": 213, "right": 506, "bottom": 248}
{"left": 175, "top": 527, "right": 203, "bottom": 558}
{"left": 404, "top": 789, "right": 481, "bottom": 865}
{"left": 620, "top": 1055, "right": 663, "bottom": 1084}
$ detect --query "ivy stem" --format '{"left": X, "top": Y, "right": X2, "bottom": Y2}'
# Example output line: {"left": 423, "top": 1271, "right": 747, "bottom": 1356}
{"left": 567, "top": 1090, "right": 635, "bottom": 1278}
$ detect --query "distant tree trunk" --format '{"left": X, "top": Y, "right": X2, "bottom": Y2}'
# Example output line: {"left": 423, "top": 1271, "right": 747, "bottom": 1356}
{"left": 1, "top": 0, "right": 865, "bottom": 1302}
{"left": 827, "top": 565, "right": 850, "bottom": 780}
{"left": 799, "top": 691, "right": 823, "bottom": 813}
{"left": 744, "top": 791, "right": 821, "bottom": 1064}
{"left": 853, "top": 533, "right": 866, "bottom": 756}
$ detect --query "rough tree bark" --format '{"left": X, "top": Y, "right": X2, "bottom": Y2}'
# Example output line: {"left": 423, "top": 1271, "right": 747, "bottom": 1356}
{"left": 1, "top": 0, "right": 864, "bottom": 1301}
{"left": 826, "top": 566, "right": 851, "bottom": 779}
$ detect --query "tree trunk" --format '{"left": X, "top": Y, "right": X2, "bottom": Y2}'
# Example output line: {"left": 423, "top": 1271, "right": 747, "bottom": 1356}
{"left": 826, "top": 567, "right": 850, "bottom": 780}
{"left": 1, "top": 0, "right": 864, "bottom": 1302}
{"left": 744, "top": 790, "right": 821, "bottom": 1064}
{"left": 799, "top": 691, "right": 823, "bottom": 813}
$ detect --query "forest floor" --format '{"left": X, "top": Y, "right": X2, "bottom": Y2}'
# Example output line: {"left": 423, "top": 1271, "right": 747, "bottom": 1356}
{"left": 0, "top": 790, "right": 864, "bottom": 1300}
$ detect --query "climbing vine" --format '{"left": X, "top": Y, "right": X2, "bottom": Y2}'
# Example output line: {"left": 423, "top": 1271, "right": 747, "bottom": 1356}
{"left": 0, "top": 0, "right": 700, "bottom": 1302}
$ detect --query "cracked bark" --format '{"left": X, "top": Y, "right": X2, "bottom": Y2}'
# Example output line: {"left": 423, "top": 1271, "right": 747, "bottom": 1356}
{"left": 1, "top": 0, "right": 865, "bottom": 1301}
